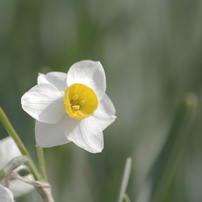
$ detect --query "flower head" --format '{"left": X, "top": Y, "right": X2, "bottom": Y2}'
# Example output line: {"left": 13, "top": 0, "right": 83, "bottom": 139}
{"left": 21, "top": 60, "right": 116, "bottom": 153}
{"left": 0, "top": 137, "right": 34, "bottom": 198}
{"left": 0, "top": 184, "right": 14, "bottom": 202}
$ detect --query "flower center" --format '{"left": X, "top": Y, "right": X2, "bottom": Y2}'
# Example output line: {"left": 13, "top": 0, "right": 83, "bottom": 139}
{"left": 63, "top": 83, "right": 98, "bottom": 120}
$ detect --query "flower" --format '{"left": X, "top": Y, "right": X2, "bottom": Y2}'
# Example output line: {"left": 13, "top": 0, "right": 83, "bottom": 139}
{"left": 0, "top": 184, "right": 14, "bottom": 202}
{"left": 0, "top": 137, "right": 34, "bottom": 198}
{"left": 21, "top": 60, "right": 116, "bottom": 153}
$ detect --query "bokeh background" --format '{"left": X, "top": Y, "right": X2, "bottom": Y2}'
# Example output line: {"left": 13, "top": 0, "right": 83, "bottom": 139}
{"left": 1, "top": 1, "right": 202, "bottom": 202}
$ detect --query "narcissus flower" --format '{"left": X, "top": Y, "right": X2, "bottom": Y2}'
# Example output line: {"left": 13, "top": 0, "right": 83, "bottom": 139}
{"left": 0, "top": 137, "right": 34, "bottom": 198}
{"left": 21, "top": 60, "right": 116, "bottom": 153}
{"left": 0, "top": 184, "right": 14, "bottom": 202}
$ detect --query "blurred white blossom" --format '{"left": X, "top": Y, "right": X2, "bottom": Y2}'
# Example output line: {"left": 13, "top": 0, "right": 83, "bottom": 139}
{"left": 0, "top": 184, "right": 14, "bottom": 202}
{"left": 0, "top": 137, "right": 34, "bottom": 198}
{"left": 21, "top": 60, "right": 116, "bottom": 153}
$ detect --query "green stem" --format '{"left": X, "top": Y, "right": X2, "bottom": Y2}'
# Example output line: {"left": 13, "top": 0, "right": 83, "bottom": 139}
{"left": 0, "top": 156, "right": 29, "bottom": 181}
{"left": 37, "top": 146, "right": 48, "bottom": 182}
{"left": 118, "top": 158, "right": 132, "bottom": 202}
{"left": 0, "top": 107, "right": 41, "bottom": 181}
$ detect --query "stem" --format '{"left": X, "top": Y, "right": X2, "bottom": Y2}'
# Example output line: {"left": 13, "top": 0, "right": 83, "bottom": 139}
{"left": 118, "top": 158, "right": 132, "bottom": 202}
{"left": 37, "top": 146, "right": 48, "bottom": 182}
{"left": 11, "top": 172, "right": 55, "bottom": 202}
{"left": 0, "top": 107, "right": 41, "bottom": 181}
{"left": 0, "top": 156, "right": 29, "bottom": 181}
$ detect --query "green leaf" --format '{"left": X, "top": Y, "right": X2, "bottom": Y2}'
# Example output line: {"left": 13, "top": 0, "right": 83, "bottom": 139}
{"left": 148, "top": 93, "right": 198, "bottom": 202}
{"left": 135, "top": 93, "right": 198, "bottom": 202}
{"left": 122, "top": 193, "right": 131, "bottom": 202}
{"left": 0, "top": 155, "right": 29, "bottom": 180}
{"left": 118, "top": 157, "right": 132, "bottom": 202}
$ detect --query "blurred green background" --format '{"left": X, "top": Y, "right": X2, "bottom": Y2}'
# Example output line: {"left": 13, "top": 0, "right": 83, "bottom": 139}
{"left": 1, "top": 0, "right": 202, "bottom": 202}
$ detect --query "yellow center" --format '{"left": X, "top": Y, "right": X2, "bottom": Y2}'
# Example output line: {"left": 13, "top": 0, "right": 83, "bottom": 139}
{"left": 63, "top": 83, "right": 98, "bottom": 120}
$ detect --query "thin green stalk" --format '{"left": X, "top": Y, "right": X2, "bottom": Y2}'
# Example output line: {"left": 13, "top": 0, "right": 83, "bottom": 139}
{"left": 37, "top": 146, "right": 48, "bottom": 182}
{"left": 0, "top": 107, "right": 41, "bottom": 181}
{"left": 118, "top": 158, "right": 132, "bottom": 202}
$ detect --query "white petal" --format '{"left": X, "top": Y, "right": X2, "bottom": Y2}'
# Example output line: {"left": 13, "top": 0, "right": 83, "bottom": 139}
{"left": 35, "top": 116, "right": 79, "bottom": 147}
{"left": 95, "top": 94, "right": 116, "bottom": 118}
{"left": 9, "top": 174, "right": 34, "bottom": 198}
{"left": 0, "top": 137, "right": 21, "bottom": 170}
{"left": 66, "top": 60, "right": 106, "bottom": 100}
{"left": 87, "top": 115, "right": 115, "bottom": 132}
{"left": 66, "top": 118, "right": 104, "bottom": 153}
{"left": 37, "top": 72, "right": 67, "bottom": 91}
{"left": 0, "top": 185, "right": 14, "bottom": 202}
{"left": 90, "top": 94, "right": 116, "bottom": 131}
{"left": 21, "top": 83, "right": 65, "bottom": 124}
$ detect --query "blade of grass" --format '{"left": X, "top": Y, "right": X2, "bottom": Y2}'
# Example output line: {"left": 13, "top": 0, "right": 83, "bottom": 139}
{"left": 135, "top": 93, "right": 198, "bottom": 202}
{"left": 148, "top": 93, "right": 197, "bottom": 202}
{"left": 118, "top": 157, "right": 132, "bottom": 202}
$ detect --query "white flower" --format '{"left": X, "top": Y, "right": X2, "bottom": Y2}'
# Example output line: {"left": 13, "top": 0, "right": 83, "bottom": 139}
{"left": 0, "top": 137, "right": 34, "bottom": 198}
{"left": 0, "top": 185, "right": 14, "bottom": 202}
{"left": 21, "top": 60, "right": 116, "bottom": 153}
